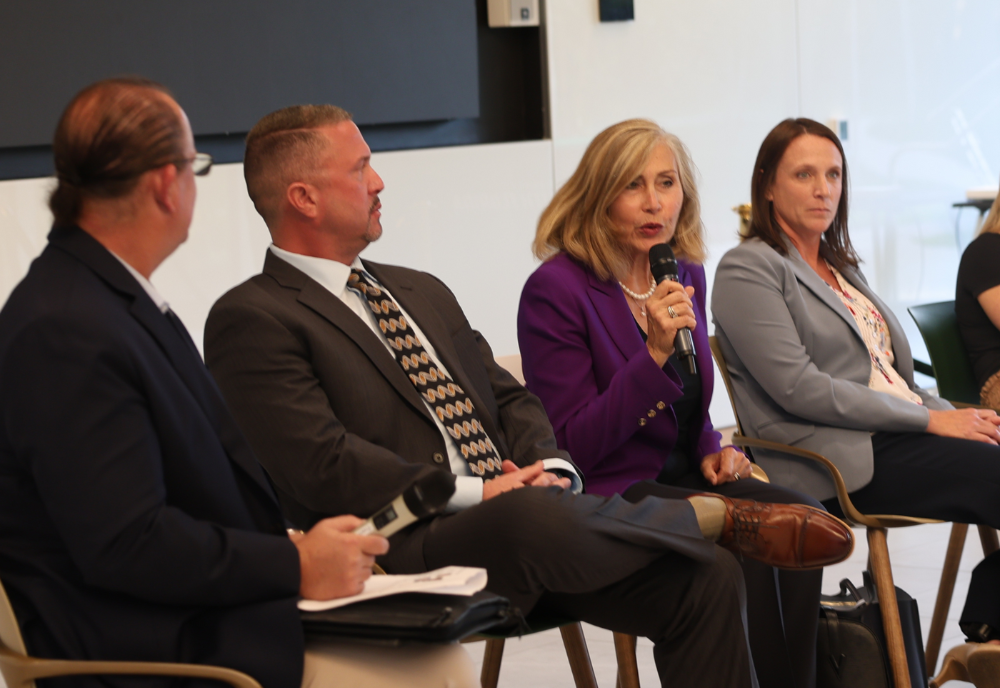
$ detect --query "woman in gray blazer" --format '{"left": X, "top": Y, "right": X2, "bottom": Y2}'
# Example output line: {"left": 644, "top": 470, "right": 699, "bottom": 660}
{"left": 712, "top": 117, "right": 1000, "bottom": 644}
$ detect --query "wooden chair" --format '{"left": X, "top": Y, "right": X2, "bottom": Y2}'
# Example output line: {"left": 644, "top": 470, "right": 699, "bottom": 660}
{"left": 373, "top": 562, "right": 610, "bottom": 688}
{"left": 0, "top": 577, "right": 262, "bottom": 688}
{"left": 907, "top": 301, "right": 1000, "bottom": 677}
{"left": 931, "top": 642, "right": 1000, "bottom": 688}
{"left": 709, "top": 335, "right": 939, "bottom": 688}
{"left": 488, "top": 353, "right": 640, "bottom": 688}
{"left": 464, "top": 614, "right": 601, "bottom": 688}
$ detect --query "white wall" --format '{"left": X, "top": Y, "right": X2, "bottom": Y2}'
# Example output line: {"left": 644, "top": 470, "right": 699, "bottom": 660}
{"left": 1, "top": 0, "right": 998, "bottom": 431}
{"left": 0, "top": 140, "right": 554, "bottom": 358}
{"left": 542, "top": 0, "right": 1000, "bottom": 425}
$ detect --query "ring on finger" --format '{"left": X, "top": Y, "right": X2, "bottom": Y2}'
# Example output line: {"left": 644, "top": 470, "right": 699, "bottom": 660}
{"left": 733, "top": 472, "right": 741, "bottom": 481}
{"left": 667, "top": 305, "right": 678, "bottom": 318}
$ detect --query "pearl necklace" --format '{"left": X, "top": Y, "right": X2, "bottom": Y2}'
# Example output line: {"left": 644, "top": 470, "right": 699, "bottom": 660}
{"left": 619, "top": 276, "right": 656, "bottom": 316}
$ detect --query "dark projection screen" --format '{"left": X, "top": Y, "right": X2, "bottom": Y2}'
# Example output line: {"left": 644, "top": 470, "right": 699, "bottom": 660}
{"left": 0, "top": 1, "right": 479, "bottom": 148}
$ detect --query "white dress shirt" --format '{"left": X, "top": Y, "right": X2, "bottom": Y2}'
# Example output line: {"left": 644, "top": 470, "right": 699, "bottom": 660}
{"left": 269, "top": 245, "right": 581, "bottom": 510}
{"left": 111, "top": 252, "right": 170, "bottom": 314}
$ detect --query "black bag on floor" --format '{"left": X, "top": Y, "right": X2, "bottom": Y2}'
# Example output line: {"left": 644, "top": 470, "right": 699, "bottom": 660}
{"left": 301, "top": 590, "right": 513, "bottom": 644}
{"left": 817, "top": 573, "right": 927, "bottom": 688}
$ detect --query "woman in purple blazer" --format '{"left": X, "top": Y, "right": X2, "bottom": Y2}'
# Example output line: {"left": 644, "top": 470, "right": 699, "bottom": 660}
{"left": 517, "top": 119, "right": 826, "bottom": 688}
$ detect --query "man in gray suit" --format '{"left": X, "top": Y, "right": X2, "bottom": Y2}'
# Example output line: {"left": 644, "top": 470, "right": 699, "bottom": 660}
{"left": 205, "top": 104, "right": 852, "bottom": 687}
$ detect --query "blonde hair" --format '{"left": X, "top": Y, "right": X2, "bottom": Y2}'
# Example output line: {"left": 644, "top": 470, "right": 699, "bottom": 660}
{"left": 978, "top": 188, "right": 1000, "bottom": 237}
{"left": 533, "top": 119, "right": 705, "bottom": 281}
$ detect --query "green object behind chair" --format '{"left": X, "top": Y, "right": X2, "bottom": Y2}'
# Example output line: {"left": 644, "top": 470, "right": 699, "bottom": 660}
{"left": 907, "top": 301, "right": 980, "bottom": 406}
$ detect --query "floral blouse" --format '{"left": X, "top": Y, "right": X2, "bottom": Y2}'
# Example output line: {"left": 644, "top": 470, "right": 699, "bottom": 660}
{"left": 828, "top": 264, "right": 923, "bottom": 406}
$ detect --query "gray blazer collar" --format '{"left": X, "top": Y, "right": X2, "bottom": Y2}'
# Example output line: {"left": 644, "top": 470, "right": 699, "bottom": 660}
{"left": 781, "top": 238, "right": 915, "bottom": 384}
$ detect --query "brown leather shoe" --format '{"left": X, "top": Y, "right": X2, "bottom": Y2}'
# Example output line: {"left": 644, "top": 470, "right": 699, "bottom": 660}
{"left": 703, "top": 495, "right": 854, "bottom": 570}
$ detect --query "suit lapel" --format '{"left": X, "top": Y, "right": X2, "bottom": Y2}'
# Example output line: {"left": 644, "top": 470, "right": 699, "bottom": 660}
{"left": 586, "top": 272, "right": 645, "bottom": 361}
{"left": 364, "top": 261, "right": 504, "bottom": 442}
{"left": 50, "top": 228, "right": 280, "bottom": 504}
{"left": 263, "top": 253, "right": 435, "bottom": 424}
{"left": 785, "top": 243, "right": 864, "bottom": 345}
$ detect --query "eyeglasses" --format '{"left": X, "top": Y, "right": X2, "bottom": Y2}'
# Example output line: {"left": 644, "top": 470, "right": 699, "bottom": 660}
{"left": 175, "top": 152, "right": 214, "bottom": 176}
{"left": 190, "top": 152, "right": 213, "bottom": 176}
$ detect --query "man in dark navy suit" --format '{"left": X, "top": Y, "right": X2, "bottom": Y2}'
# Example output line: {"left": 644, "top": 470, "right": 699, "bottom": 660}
{"left": 0, "top": 78, "right": 476, "bottom": 688}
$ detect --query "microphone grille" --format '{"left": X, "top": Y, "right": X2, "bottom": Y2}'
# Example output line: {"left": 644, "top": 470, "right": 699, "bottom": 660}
{"left": 649, "top": 243, "right": 678, "bottom": 282}
{"left": 404, "top": 471, "right": 457, "bottom": 517}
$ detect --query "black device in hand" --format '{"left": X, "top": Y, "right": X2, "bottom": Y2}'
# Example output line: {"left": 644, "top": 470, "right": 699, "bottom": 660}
{"left": 353, "top": 472, "right": 456, "bottom": 537}
{"left": 648, "top": 243, "right": 697, "bottom": 375}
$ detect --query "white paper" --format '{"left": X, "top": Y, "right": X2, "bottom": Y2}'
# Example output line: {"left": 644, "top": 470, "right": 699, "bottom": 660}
{"left": 298, "top": 566, "right": 488, "bottom": 611}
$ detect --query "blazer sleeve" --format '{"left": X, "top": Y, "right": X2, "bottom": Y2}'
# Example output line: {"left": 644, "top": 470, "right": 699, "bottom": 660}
{"left": 2, "top": 315, "right": 300, "bottom": 607}
{"left": 711, "top": 245, "right": 932, "bottom": 433}
{"left": 518, "top": 265, "right": 685, "bottom": 475}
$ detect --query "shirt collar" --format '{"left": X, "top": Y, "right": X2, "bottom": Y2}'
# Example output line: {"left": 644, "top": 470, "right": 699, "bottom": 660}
{"left": 108, "top": 250, "right": 169, "bottom": 313}
{"left": 268, "top": 244, "right": 366, "bottom": 295}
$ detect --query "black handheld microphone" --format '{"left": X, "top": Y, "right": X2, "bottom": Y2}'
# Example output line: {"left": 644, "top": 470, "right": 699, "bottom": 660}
{"left": 353, "top": 471, "right": 456, "bottom": 538}
{"left": 648, "top": 243, "right": 698, "bottom": 375}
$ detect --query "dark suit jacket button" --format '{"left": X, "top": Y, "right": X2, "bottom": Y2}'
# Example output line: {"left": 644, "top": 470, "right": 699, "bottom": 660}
{"left": 433, "top": 453, "right": 446, "bottom": 464}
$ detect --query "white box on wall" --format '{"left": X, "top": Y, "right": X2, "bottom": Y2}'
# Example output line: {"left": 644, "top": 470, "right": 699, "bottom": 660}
{"left": 487, "top": 0, "right": 539, "bottom": 27}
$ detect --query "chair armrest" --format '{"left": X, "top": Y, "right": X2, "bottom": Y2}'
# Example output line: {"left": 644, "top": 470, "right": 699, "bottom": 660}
{"left": 0, "top": 646, "right": 262, "bottom": 688}
{"left": 748, "top": 463, "right": 770, "bottom": 483}
{"left": 729, "top": 434, "right": 940, "bottom": 528}
{"left": 729, "top": 434, "right": 885, "bottom": 528}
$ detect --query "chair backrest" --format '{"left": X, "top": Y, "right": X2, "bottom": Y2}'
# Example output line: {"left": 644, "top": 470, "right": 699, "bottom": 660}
{"left": 907, "top": 301, "right": 980, "bottom": 405}
{"left": 708, "top": 336, "right": 746, "bottom": 436}
{"left": 0, "top": 577, "right": 29, "bottom": 656}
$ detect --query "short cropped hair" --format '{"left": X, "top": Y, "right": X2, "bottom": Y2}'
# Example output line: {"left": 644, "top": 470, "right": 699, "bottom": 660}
{"left": 49, "top": 77, "right": 186, "bottom": 227}
{"left": 243, "top": 105, "right": 353, "bottom": 227}
{"left": 533, "top": 118, "right": 705, "bottom": 282}
{"left": 747, "top": 118, "right": 859, "bottom": 271}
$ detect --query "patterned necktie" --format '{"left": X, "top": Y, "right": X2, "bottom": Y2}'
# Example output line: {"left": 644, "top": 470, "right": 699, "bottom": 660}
{"left": 348, "top": 269, "right": 504, "bottom": 480}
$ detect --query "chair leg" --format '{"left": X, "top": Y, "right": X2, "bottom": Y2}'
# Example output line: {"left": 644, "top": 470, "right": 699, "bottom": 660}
{"left": 613, "top": 632, "right": 640, "bottom": 688}
{"left": 926, "top": 523, "right": 969, "bottom": 675}
{"left": 978, "top": 524, "right": 1000, "bottom": 556}
{"left": 868, "top": 527, "right": 912, "bottom": 688}
{"left": 559, "top": 623, "right": 598, "bottom": 688}
{"left": 929, "top": 642, "right": 976, "bottom": 688}
{"left": 480, "top": 638, "right": 504, "bottom": 688}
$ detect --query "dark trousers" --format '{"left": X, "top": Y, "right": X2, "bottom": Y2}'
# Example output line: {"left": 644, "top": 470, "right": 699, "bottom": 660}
{"left": 412, "top": 486, "right": 757, "bottom": 688}
{"left": 821, "top": 432, "right": 1000, "bottom": 637}
{"left": 625, "top": 476, "right": 823, "bottom": 688}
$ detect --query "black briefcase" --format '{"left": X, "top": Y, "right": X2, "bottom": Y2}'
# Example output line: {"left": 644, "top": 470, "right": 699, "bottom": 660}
{"left": 817, "top": 574, "right": 927, "bottom": 688}
{"left": 301, "top": 590, "right": 513, "bottom": 644}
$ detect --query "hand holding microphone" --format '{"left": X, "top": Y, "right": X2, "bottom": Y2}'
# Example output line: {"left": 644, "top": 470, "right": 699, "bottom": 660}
{"left": 293, "top": 472, "right": 456, "bottom": 601}
{"left": 648, "top": 243, "right": 698, "bottom": 375}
